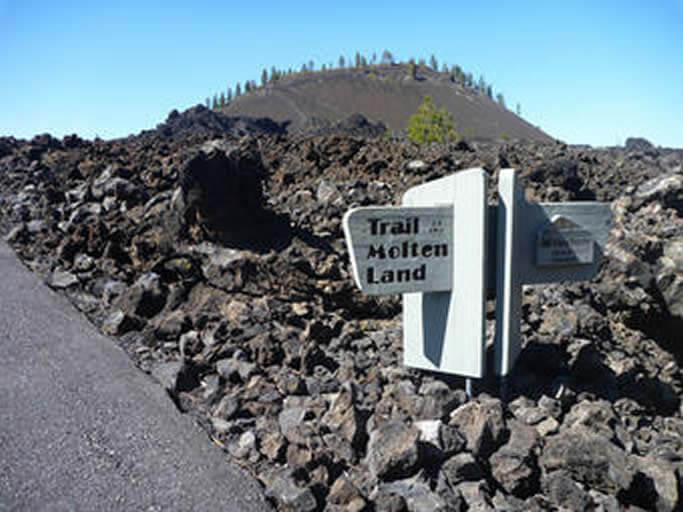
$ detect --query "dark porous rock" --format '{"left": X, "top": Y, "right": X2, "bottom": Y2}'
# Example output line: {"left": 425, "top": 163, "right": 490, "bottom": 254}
{"left": 454, "top": 480, "right": 494, "bottom": 512}
{"left": 320, "top": 384, "right": 364, "bottom": 447}
{"left": 416, "top": 379, "right": 465, "bottom": 420}
{"left": 657, "top": 239, "right": 683, "bottom": 319}
{"left": 540, "top": 426, "right": 636, "bottom": 496}
{"left": 632, "top": 455, "right": 680, "bottom": 512}
{"left": 114, "top": 272, "right": 166, "bottom": 318}
{"left": 150, "top": 360, "right": 200, "bottom": 395}
{"left": 152, "top": 309, "right": 190, "bottom": 340}
{"left": 562, "top": 399, "right": 620, "bottom": 440}
{"left": 634, "top": 173, "right": 683, "bottom": 211}
{"left": 527, "top": 159, "right": 590, "bottom": 200}
{"left": 45, "top": 268, "right": 79, "bottom": 289}
{"left": 542, "top": 470, "right": 594, "bottom": 511}
{"left": 264, "top": 470, "right": 318, "bottom": 512}
{"left": 414, "top": 419, "right": 466, "bottom": 462}
{"left": 375, "top": 476, "right": 456, "bottom": 512}
{"left": 625, "top": 137, "right": 655, "bottom": 153}
{"left": 169, "top": 138, "right": 290, "bottom": 250}
{"left": 489, "top": 420, "right": 540, "bottom": 498}
{"left": 440, "top": 452, "right": 485, "bottom": 486}
{"left": 215, "top": 357, "right": 258, "bottom": 384}
{"left": 366, "top": 420, "right": 420, "bottom": 481}
{"left": 326, "top": 474, "right": 366, "bottom": 512}
{"left": 101, "top": 309, "right": 137, "bottom": 336}
{"left": 448, "top": 397, "right": 507, "bottom": 458}
{"left": 371, "top": 487, "right": 408, "bottom": 512}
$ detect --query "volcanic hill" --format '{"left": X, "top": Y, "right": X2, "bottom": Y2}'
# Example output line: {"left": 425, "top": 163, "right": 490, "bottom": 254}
{"left": 222, "top": 63, "right": 554, "bottom": 143}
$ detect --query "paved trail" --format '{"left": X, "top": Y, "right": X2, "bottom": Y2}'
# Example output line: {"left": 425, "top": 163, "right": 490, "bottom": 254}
{"left": 0, "top": 241, "right": 272, "bottom": 511}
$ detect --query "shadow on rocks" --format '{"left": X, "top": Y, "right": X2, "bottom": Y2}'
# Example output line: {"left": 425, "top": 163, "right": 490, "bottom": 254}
{"left": 504, "top": 340, "right": 680, "bottom": 416}
{"left": 167, "top": 138, "right": 292, "bottom": 253}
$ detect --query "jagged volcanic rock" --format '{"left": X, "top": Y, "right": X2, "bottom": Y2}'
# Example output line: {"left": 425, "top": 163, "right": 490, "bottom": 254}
{"left": 0, "top": 124, "right": 681, "bottom": 511}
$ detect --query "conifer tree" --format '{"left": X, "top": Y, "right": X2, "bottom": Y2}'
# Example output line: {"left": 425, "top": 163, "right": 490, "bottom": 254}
{"left": 408, "top": 58, "right": 417, "bottom": 79}
{"left": 496, "top": 93, "right": 506, "bottom": 108}
{"left": 261, "top": 68, "right": 268, "bottom": 87}
{"left": 407, "top": 95, "right": 459, "bottom": 144}
{"left": 355, "top": 51, "right": 361, "bottom": 68}
{"left": 430, "top": 54, "right": 438, "bottom": 70}
{"left": 212, "top": 94, "right": 218, "bottom": 110}
{"left": 219, "top": 92, "right": 225, "bottom": 108}
{"left": 339, "top": 55, "right": 345, "bottom": 68}
{"left": 381, "top": 49, "right": 393, "bottom": 65}
{"left": 477, "top": 75, "right": 486, "bottom": 93}
{"left": 227, "top": 88, "right": 232, "bottom": 103}
{"left": 235, "top": 82, "right": 241, "bottom": 97}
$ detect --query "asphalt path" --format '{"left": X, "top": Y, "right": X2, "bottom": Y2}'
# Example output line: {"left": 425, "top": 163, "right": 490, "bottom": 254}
{"left": 0, "top": 241, "right": 273, "bottom": 511}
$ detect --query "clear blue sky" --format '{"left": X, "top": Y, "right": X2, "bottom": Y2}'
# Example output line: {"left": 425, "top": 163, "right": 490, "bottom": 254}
{"left": 2, "top": 1, "right": 682, "bottom": 147}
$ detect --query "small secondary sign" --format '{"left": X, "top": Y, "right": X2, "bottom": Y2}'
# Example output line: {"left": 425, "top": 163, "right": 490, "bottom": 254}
{"left": 536, "top": 216, "right": 594, "bottom": 266}
{"left": 343, "top": 206, "right": 453, "bottom": 295}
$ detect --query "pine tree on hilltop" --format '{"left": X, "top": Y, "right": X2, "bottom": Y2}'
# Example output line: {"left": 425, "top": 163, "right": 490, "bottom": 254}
{"left": 430, "top": 54, "right": 438, "bottom": 70}
{"left": 261, "top": 68, "right": 268, "bottom": 87}
{"left": 381, "top": 49, "right": 393, "bottom": 65}
{"left": 408, "top": 59, "right": 417, "bottom": 80}
{"left": 338, "top": 55, "right": 345, "bottom": 68}
{"left": 497, "top": 93, "right": 506, "bottom": 108}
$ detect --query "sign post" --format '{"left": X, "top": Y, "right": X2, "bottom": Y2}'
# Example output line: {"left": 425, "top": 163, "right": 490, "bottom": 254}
{"left": 343, "top": 167, "right": 612, "bottom": 393}
{"left": 344, "top": 168, "right": 489, "bottom": 378}
{"left": 494, "top": 169, "right": 612, "bottom": 376}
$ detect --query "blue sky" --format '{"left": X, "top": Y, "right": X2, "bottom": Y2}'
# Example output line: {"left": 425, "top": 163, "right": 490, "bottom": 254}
{"left": 2, "top": 1, "right": 682, "bottom": 147}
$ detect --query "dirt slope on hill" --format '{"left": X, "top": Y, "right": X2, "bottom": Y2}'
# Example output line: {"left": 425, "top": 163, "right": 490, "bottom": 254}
{"left": 223, "top": 64, "right": 554, "bottom": 143}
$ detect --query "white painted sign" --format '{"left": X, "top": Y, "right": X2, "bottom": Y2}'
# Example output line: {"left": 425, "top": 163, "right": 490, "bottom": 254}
{"left": 494, "top": 169, "right": 612, "bottom": 377}
{"left": 401, "top": 169, "right": 489, "bottom": 378}
{"left": 343, "top": 206, "right": 453, "bottom": 295}
{"left": 342, "top": 167, "right": 612, "bottom": 385}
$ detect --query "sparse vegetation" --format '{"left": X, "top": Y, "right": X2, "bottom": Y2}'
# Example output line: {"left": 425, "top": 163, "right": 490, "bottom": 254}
{"left": 406, "top": 95, "right": 459, "bottom": 144}
{"left": 204, "top": 50, "right": 519, "bottom": 116}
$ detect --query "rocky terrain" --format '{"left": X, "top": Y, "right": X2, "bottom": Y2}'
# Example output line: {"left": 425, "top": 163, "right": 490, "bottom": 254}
{"left": 1, "top": 106, "right": 682, "bottom": 511}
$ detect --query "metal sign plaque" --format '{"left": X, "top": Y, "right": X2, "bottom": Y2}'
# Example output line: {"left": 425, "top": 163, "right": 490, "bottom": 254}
{"left": 536, "top": 216, "right": 595, "bottom": 266}
{"left": 343, "top": 206, "right": 453, "bottom": 295}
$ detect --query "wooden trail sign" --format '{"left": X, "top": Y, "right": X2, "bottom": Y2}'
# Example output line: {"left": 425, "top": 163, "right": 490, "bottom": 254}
{"left": 494, "top": 168, "right": 612, "bottom": 376}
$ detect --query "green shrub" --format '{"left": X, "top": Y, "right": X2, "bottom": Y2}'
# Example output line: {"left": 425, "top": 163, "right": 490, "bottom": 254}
{"left": 407, "top": 96, "right": 459, "bottom": 144}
